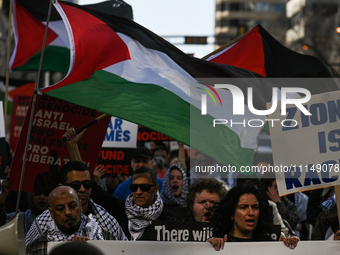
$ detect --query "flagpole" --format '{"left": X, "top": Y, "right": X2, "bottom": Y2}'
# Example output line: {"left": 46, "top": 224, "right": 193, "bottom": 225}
{"left": 15, "top": 0, "right": 53, "bottom": 214}
{"left": 4, "top": 0, "right": 14, "bottom": 129}
{"left": 202, "top": 32, "right": 248, "bottom": 60}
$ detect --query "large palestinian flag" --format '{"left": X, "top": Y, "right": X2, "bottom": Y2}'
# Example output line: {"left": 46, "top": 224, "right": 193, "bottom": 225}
{"left": 38, "top": 1, "right": 268, "bottom": 169}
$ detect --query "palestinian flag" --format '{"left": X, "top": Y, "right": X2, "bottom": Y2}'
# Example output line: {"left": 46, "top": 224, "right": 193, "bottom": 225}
{"left": 41, "top": 1, "right": 264, "bottom": 169}
{"left": 10, "top": 0, "right": 133, "bottom": 73}
{"left": 207, "top": 25, "right": 333, "bottom": 79}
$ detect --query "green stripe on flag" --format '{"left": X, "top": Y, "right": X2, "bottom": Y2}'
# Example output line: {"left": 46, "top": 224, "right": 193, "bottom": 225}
{"left": 45, "top": 69, "right": 254, "bottom": 169}
{"left": 13, "top": 46, "right": 70, "bottom": 73}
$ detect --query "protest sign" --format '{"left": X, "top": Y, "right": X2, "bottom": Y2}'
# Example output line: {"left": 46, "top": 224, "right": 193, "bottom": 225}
{"left": 96, "top": 148, "right": 135, "bottom": 175}
{"left": 151, "top": 221, "right": 213, "bottom": 242}
{"left": 9, "top": 94, "right": 110, "bottom": 193}
{"left": 97, "top": 117, "right": 138, "bottom": 175}
{"left": 138, "top": 125, "right": 174, "bottom": 142}
{"left": 48, "top": 240, "right": 340, "bottom": 255}
{"left": 102, "top": 117, "right": 138, "bottom": 148}
{"left": 270, "top": 89, "right": 340, "bottom": 195}
{"left": 0, "top": 102, "right": 8, "bottom": 178}
{"left": 9, "top": 95, "right": 31, "bottom": 151}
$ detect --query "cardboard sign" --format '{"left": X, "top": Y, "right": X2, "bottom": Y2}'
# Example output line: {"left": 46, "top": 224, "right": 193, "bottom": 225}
{"left": 138, "top": 125, "right": 174, "bottom": 142}
{"left": 9, "top": 95, "right": 31, "bottom": 151}
{"left": 151, "top": 221, "right": 213, "bottom": 242}
{"left": 10, "top": 94, "right": 110, "bottom": 193}
{"left": 96, "top": 148, "right": 135, "bottom": 175}
{"left": 270, "top": 90, "right": 340, "bottom": 195}
{"left": 102, "top": 116, "right": 138, "bottom": 148}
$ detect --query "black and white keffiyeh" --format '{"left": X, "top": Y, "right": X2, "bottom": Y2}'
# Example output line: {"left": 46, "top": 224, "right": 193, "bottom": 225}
{"left": 26, "top": 213, "right": 103, "bottom": 245}
{"left": 26, "top": 198, "right": 127, "bottom": 245}
{"left": 160, "top": 165, "right": 188, "bottom": 207}
{"left": 125, "top": 194, "right": 163, "bottom": 240}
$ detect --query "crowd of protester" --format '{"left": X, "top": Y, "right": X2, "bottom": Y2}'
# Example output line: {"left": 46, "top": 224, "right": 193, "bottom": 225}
{"left": 0, "top": 127, "right": 339, "bottom": 255}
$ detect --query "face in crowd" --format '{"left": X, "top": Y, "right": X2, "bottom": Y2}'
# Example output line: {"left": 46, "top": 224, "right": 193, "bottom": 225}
{"left": 32, "top": 193, "right": 49, "bottom": 213}
{"left": 131, "top": 156, "right": 153, "bottom": 171}
{"left": 192, "top": 189, "right": 221, "bottom": 222}
{"left": 232, "top": 193, "right": 260, "bottom": 238}
{"left": 131, "top": 172, "right": 159, "bottom": 208}
{"left": 64, "top": 170, "right": 93, "bottom": 212}
{"left": 169, "top": 169, "right": 183, "bottom": 197}
{"left": 49, "top": 186, "right": 82, "bottom": 235}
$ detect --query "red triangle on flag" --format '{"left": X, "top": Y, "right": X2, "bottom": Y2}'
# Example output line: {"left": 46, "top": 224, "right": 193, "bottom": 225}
{"left": 48, "top": 2, "right": 131, "bottom": 89}
{"left": 208, "top": 25, "right": 266, "bottom": 77}
{"left": 11, "top": 2, "right": 58, "bottom": 69}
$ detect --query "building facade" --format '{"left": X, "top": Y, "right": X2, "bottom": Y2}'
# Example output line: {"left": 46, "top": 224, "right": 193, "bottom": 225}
{"left": 215, "top": 0, "right": 287, "bottom": 47}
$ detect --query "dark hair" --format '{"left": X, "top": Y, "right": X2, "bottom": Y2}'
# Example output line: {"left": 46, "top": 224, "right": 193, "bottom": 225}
{"left": 152, "top": 142, "right": 169, "bottom": 156}
{"left": 212, "top": 183, "right": 272, "bottom": 240}
{"left": 59, "top": 161, "right": 90, "bottom": 184}
{"left": 50, "top": 242, "right": 104, "bottom": 255}
{"left": 259, "top": 171, "right": 276, "bottom": 200}
{"left": 186, "top": 179, "right": 227, "bottom": 212}
{"left": 132, "top": 167, "right": 157, "bottom": 185}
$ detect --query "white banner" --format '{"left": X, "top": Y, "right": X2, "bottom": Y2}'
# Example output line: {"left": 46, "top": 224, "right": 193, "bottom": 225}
{"left": 48, "top": 240, "right": 340, "bottom": 255}
{"left": 102, "top": 116, "right": 138, "bottom": 148}
{"left": 270, "top": 90, "right": 340, "bottom": 195}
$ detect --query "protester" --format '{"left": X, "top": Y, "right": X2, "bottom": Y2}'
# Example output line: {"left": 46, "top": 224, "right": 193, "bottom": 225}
{"left": 63, "top": 127, "right": 164, "bottom": 200}
{"left": 93, "top": 165, "right": 121, "bottom": 195}
{"left": 260, "top": 173, "right": 300, "bottom": 232}
{"left": 169, "top": 142, "right": 187, "bottom": 172}
{"left": 26, "top": 161, "right": 127, "bottom": 242}
{"left": 26, "top": 186, "right": 118, "bottom": 255}
{"left": 186, "top": 178, "right": 227, "bottom": 222}
{"left": 126, "top": 167, "right": 180, "bottom": 240}
{"left": 207, "top": 184, "right": 299, "bottom": 251}
{"left": 0, "top": 173, "right": 53, "bottom": 234}
{"left": 151, "top": 141, "right": 170, "bottom": 178}
{"left": 113, "top": 147, "right": 163, "bottom": 199}
{"left": 313, "top": 204, "right": 339, "bottom": 240}
{"left": 160, "top": 165, "right": 189, "bottom": 219}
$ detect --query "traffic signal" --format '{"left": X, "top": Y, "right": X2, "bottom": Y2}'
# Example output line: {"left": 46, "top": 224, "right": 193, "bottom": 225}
{"left": 184, "top": 36, "right": 207, "bottom": 44}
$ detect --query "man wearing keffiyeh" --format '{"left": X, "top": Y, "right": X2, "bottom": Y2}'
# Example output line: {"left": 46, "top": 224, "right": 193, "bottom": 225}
{"left": 26, "top": 186, "right": 116, "bottom": 255}
{"left": 26, "top": 162, "right": 127, "bottom": 252}
{"left": 126, "top": 167, "right": 181, "bottom": 240}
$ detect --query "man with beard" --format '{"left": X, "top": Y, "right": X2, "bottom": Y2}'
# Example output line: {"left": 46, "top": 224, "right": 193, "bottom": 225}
{"left": 26, "top": 186, "right": 114, "bottom": 255}
{"left": 26, "top": 163, "right": 127, "bottom": 252}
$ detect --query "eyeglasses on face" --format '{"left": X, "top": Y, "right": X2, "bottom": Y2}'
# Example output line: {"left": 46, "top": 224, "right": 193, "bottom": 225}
{"left": 130, "top": 184, "right": 155, "bottom": 192}
{"left": 65, "top": 180, "right": 94, "bottom": 191}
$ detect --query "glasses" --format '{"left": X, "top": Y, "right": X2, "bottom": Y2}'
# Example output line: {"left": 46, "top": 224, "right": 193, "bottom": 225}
{"left": 65, "top": 180, "right": 94, "bottom": 191}
{"left": 130, "top": 184, "right": 155, "bottom": 192}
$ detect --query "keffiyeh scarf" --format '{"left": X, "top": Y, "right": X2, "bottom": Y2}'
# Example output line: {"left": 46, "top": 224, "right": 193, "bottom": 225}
{"left": 26, "top": 213, "right": 103, "bottom": 245}
{"left": 160, "top": 165, "right": 188, "bottom": 207}
{"left": 125, "top": 194, "right": 163, "bottom": 240}
{"left": 26, "top": 198, "right": 126, "bottom": 245}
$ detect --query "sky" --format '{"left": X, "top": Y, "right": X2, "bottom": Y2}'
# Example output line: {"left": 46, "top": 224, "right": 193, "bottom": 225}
{"left": 78, "top": 0, "right": 216, "bottom": 58}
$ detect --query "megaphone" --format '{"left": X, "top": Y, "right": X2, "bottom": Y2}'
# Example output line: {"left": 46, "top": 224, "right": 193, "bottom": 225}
{"left": 0, "top": 214, "right": 26, "bottom": 255}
